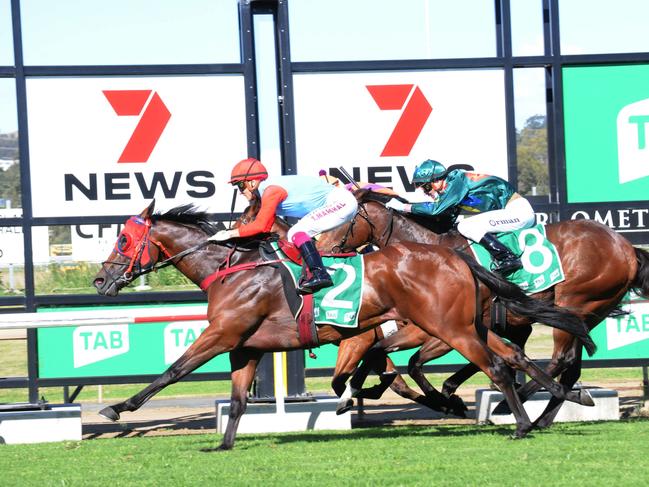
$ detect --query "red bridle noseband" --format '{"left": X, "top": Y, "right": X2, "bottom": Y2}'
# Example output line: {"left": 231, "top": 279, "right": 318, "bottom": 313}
{"left": 103, "top": 216, "right": 173, "bottom": 282}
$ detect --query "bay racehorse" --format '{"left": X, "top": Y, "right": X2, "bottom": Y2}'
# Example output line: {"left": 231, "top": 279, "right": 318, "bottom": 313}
{"left": 93, "top": 201, "right": 595, "bottom": 447}
{"left": 236, "top": 204, "right": 465, "bottom": 415}
{"left": 316, "top": 189, "right": 649, "bottom": 427}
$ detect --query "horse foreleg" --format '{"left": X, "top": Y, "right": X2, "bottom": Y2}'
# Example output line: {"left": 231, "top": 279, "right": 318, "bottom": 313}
{"left": 430, "top": 330, "right": 533, "bottom": 438}
{"left": 332, "top": 333, "right": 376, "bottom": 414}
{"left": 218, "top": 349, "right": 263, "bottom": 451}
{"left": 99, "top": 328, "right": 233, "bottom": 421}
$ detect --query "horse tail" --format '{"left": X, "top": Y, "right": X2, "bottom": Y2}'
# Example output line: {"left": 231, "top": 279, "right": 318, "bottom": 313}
{"left": 455, "top": 250, "right": 597, "bottom": 357}
{"left": 631, "top": 247, "right": 649, "bottom": 298}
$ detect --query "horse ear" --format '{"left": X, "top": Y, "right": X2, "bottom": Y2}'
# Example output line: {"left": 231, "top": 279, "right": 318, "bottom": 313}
{"left": 141, "top": 199, "right": 156, "bottom": 218}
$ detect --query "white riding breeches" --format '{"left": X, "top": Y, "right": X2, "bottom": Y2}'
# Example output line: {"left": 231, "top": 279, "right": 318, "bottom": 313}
{"left": 456, "top": 196, "right": 536, "bottom": 242}
{"left": 287, "top": 187, "right": 358, "bottom": 240}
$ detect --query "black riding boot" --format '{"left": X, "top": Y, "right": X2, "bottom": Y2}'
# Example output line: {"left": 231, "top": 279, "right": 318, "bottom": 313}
{"left": 479, "top": 233, "right": 522, "bottom": 276}
{"left": 297, "top": 239, "right": 333, "bottom": 295}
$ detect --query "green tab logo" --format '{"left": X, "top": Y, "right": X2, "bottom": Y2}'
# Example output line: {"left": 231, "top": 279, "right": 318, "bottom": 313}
{"left": 617, "top": 99, "right": 649, "bottom": 183}
{"left": 605, "top": 301, "right": 649, "bottom": 350}
{"left": 73, "top": 325, "right": 130, "bottom": 367}
{"left": 564, "top": 64, "right": 649, "bottom": 202}
{"left": 163, "top": 321, "right": 208, "bottom": 364}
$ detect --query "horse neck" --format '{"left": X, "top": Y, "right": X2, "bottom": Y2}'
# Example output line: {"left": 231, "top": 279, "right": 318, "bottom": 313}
{"left": 369, "top": 205, "right": 464, "bottom": 248}
{"left": 151, "top": 221, "right": 254, "bottom": 286}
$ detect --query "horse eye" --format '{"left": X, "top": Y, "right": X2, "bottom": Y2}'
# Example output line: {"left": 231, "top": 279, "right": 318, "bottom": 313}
{"left": 118, "top": 235, "right": 130, "bottom": 251}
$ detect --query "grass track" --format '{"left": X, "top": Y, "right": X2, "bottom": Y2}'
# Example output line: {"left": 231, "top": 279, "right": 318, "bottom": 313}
{"left": 2, "top": 419, "right": 649, "bottom": 486}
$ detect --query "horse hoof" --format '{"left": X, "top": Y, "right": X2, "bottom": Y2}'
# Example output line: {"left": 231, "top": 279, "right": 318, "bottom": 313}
{"left": 380, "top": 370, "right": 398, "bottom": 379}
{"left": 580, "top": 388, "right": 595, "bottom": 407}
{"left": 492, "top": 400, "right": 512, "bottom": 415}
{"left": 448, "top": 395, "right": 468, "bottom": 418}
{"left": 510, "top": 427, "right": 530, "bottom": 440}
{"left": 336, "top": 399, "right": 354, "bottom": 415}
{"left": 98, "top": 406, "right": 120, "bottom": 422}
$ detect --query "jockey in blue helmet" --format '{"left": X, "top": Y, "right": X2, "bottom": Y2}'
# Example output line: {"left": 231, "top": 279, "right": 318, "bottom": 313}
{"left": 385, "top": 159, "right": 536, "bottom": 276}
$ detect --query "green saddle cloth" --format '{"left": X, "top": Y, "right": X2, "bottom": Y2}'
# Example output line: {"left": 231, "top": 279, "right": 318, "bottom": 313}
{"left": 271, "top": 242, "right": 364, "bottom": 328}
{"left": 469, "top": 224, "right": 565, "bottom": 294}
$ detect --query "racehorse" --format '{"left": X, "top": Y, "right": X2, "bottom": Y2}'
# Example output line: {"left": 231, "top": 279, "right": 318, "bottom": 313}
{"left": 93, "top": 201, "right": 596, "bottom": 448}
{"left": 237, "top": 204, "right": 465, "bottom": 415}
{"left": 316, "top": 189, "right": 649, "bottom": 427}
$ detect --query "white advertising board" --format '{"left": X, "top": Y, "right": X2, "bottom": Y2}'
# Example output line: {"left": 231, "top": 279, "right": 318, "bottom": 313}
{"left": 292, "top": 70, "right": 508, "bottom": 199}
{"left": 26, "top": 76, "right": 250, "bottom": 217}
{"left": 0, "top": 208, "right": 49, "bottom": 265}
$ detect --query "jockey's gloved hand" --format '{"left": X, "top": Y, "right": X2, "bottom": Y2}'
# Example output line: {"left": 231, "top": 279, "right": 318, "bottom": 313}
{"left": 385, "top": 199, "right": 408, "bottom": 212}
{"left": 208, "top": 229, "right": 237, "bottom": 242}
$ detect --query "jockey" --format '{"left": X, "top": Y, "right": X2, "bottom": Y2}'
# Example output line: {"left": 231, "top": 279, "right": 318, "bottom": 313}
{"left": 385, "top": 159, "right": 536, "bottom": 276}
{"left": 209, "top": 158, "right": 358, "bottom": 294}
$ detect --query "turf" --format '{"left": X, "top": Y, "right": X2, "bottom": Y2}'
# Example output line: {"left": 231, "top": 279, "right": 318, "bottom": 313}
{"left": 1, "top": 420, "right": 648, "bottom": 486}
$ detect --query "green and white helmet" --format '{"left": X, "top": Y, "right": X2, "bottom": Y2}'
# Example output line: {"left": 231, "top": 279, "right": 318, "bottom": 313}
{"left": 412, "top": 159, "right": 447, "bottom": 187}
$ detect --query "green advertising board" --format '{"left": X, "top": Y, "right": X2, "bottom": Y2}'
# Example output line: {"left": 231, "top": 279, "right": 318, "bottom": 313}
{"left": 564, "top": 64, "right": 649, "bottom": 202}
{"left": 36, "top": 299, "right": 649, "bottom": 380}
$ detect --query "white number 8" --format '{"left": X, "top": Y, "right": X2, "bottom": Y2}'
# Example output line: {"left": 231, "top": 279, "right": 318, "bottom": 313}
{"left": 518, "top": 228, "right": 553, "bottom": 274}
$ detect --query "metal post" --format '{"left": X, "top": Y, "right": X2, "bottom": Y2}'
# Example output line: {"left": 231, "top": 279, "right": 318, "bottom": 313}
{"left": 642, "top": 366, "right": 649, "bottom": 408}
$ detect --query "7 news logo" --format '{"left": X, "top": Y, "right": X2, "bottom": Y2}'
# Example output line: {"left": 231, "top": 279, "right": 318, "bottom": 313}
{"left": 103, "top": 90, "right": 171, "bottom": 163}
{"left": 367, "top": 84, "right": 432, "bottom": 157}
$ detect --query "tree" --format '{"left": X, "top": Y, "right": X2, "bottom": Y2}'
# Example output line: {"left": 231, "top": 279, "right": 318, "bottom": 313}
{"left": 517, "top": 115, "right": 549, "bottom": 196}
{"left": 0, "top": 160, "right": 21, "bottom": 207}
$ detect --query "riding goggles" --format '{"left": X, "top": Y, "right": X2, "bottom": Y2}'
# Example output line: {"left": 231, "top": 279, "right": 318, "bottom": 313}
{"left": 415, "top": 182, "right": 433, "bottom": 193}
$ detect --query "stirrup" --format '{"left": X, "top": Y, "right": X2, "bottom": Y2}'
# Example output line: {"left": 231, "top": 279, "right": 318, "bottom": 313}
{"left": 491, "top": 258, "right": 522, "bottom": 276}
{"left": 297, "top": 271, "right": 333, "bottom": 295}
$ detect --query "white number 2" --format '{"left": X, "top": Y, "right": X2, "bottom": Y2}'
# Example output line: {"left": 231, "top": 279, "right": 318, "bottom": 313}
{"left": 321, "top": 263, "right": 355, "bottom": 309}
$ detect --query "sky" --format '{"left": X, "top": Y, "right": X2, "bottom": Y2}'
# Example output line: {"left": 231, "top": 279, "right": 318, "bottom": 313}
{"left": 2, "top": 0, "right": 649, "bottom": 134}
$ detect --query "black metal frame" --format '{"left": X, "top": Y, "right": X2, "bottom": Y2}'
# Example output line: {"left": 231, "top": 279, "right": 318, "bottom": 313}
{"left": 2, "top": 0, "right": 649, "bottom": 403}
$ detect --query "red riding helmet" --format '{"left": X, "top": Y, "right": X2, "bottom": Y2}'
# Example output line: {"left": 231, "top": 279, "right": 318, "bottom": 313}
{"left": 229, "top": 158, "right": 268, "bottom": 184}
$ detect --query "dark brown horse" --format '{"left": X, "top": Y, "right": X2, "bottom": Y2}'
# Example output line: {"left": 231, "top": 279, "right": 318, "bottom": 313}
{"left": 316, "top": 189, "right": 649, "bottom": 427}
{"left": 93, "top": 201, "right": 595, "bottom": 448}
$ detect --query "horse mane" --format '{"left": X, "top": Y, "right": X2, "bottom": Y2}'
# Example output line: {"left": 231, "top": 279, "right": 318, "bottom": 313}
{"left": 354, "top": 188, "right": 409, "bottom": 204}
{"left": 153, "top": 204, "right": 278, "bottom": 250}
{"left": 354, "top": 188, "right": 457, "bottom": 235}
{"left": 152, "top": 204, "right": 217, "bottom": 235}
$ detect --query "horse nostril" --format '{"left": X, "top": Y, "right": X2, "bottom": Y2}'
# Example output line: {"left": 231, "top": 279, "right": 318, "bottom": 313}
{"left": 93, "top": 278, "right": 104, "bottom": 289}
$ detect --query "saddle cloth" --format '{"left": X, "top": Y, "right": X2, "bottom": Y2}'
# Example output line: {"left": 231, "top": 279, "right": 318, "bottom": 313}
{"left": 263, "top": 240, "right": 365, "bottom": 328}
{"left": 469, "top": 224, "right": 565, "bottom": 294}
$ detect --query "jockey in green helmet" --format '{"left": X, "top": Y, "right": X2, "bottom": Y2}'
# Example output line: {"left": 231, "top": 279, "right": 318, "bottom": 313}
{"left": 386, "top": 159, "right": 536, "bottom": 276}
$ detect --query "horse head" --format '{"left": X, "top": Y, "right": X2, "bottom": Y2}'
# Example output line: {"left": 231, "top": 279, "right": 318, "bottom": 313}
{"left": 93, "top": 200, "right": 228, "bottom": 296}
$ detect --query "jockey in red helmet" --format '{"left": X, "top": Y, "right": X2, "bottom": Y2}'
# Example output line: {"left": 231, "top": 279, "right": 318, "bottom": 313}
{"left": 209, "top": 158, "right": 358, "bottom": 294}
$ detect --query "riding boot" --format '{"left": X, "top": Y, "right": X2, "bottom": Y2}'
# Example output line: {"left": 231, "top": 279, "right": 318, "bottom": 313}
{"left": 479, "top": 233, "right": 522, "bottom": 276}
{"left": 296, "top": 239, "right": 333, "bottom": 295}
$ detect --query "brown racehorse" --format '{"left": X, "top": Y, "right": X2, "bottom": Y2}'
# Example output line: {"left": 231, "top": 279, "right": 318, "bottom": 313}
{"left": 93, "top": 201, "right": 596, "bottom": 448}
{"left": 316, "top": 189, "right": 649, "bottom": 427}
{"left": 236, "top": 204, "right": 463, "bottom": 415}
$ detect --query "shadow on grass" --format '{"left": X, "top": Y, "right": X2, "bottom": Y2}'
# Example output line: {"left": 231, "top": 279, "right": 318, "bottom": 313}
{"left": 198, "top": 416, "right": 649, "bottom": 452}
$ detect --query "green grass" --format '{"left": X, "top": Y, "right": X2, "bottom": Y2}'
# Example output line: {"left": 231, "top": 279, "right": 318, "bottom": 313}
{"left": 1, "top": 420, "right": 649, "bottom": 486}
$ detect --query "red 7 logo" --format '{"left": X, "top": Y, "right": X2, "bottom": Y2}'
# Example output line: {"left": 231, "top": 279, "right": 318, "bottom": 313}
{"left": 366, "top": 84, "right": 432, "bottom": 157}
{"left": 103, "top": 90, "right": 171, "bottom": 163}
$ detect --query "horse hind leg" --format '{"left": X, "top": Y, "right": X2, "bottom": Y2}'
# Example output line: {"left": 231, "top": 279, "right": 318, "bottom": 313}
{"left": 407, "top": 349, "right": 468, "bottom": 417}
{"left": 217, "top": 349, "right": 263, "bottom": 451}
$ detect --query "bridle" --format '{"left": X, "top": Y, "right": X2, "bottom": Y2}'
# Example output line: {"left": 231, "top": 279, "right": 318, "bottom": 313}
{"left": 100, "top": 216, "right": 209, "bottom": 287}
{"left": 331, "top": 202, "right": 396, "bottom": 253}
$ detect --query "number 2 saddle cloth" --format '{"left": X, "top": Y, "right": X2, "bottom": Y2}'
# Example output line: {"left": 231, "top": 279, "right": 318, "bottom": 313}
{"left": 259, "top": 239, "right": 364, "bottom": 349}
